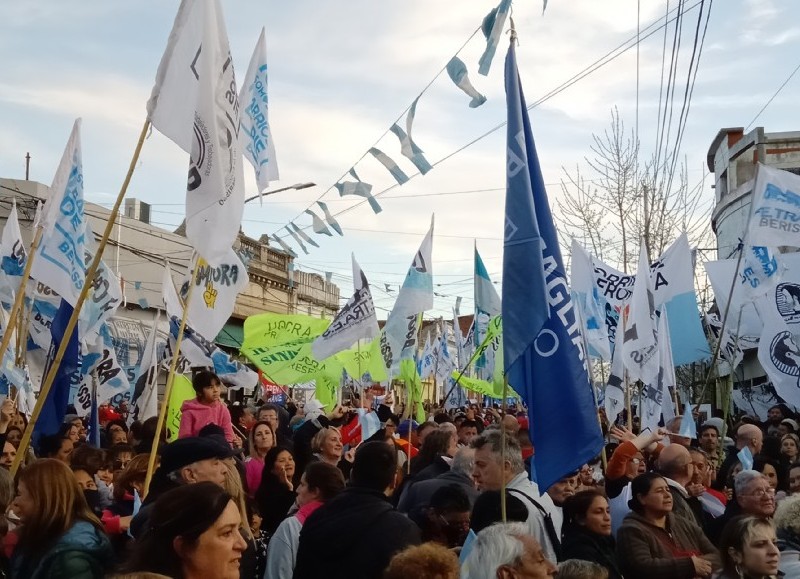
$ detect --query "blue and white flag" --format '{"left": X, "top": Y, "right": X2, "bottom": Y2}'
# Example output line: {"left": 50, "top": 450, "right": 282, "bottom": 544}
{"left": 379, "top": 217, "right": 434, "bottom": 372}
{"left": 447, "top": 58, "right": 487, "bottom": 108}
{"left": 289, "top": 222, "right": 319, "bottom": 248}
{"left": 475, "top": 246, "right": 501, "bottom": 317}
{"left": 239, "top": 27, "right": 279, "bottom": 195}
{"left": 317, "top": 201, "right": 343, "bottom": 236}
{"left": 436, "top": 322, "right": 455, "bottom": 387}
{"left": 748, "top": 164, "right": 800, "bottom": 248}
{"left": 147, "top": 0, "right": 245, "bottom": 266}
{"left": 418, "top": 335, "right": 436, "bottom": 380}
{"left": 79, "top": 222, "right": 122, "bottom": 345}
{"left": 741, "top": 244, "right": 781, "bottom": 300}
{"left": 31, "top": 119, "right": 87, "bottom": 307}
{"left": 677, "top": 403, "right": 697, "bottom": 440}
{"left": 75, "top": 324, "right": 130, "bottom": 416}
{"left": 357, "top": 408, "right": 381, "bottom": 442}
{"left": 335, "top": 168, "right": 382, "bottom": 214}
{"left": 623, "top": 243, "right": 660, "bottom": 386}
{"left": 570, "top": 240, "right": 611, "bottom": 361}
{"left": 604, "top": 334, "right": 626, "bottom": 421}
{"left": 587, "top": 234, "right": 710, "bottom": 366}
{"left": 478, "top": 0, "right": 512, "bottom": 76}
{"left": 285, "top": 225, "right": 309, "bottom": 255}
{"left": 389, "top": 97, "right": 432, "bottom": 175}
{"left": 129, "top": 312, "right": 161, "bottom": 425}
{"left": 369, "top": 148, "right": 409, "bottom": 185}
{"left": 305, "top": 209, "right": 332, "bottom": 236}
{"left": 0, "top": 199, "right": 27, "bottom": 304}
{"left": 503, "top": 39, "right": 602, "bottom": 491}
{"left": 271, "top": 234, "right": 298, "bottom": 257}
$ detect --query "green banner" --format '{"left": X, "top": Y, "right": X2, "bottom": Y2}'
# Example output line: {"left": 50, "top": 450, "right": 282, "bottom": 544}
{"left": 166, "top": 374, "right": 196, "bottom": 442}
{"left": 336, "top": 337, "right": 388, "bottom": 382}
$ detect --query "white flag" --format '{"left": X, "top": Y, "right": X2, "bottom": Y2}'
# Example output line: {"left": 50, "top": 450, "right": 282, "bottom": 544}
{"left": 312, "top": 254, "right": 379, "bottom": 360}
{"left": 130, "top": 311, "right": 162, "bottom": 425}
{"left": 239, "top": 27, "right": 279, "bottom": 193}
{"left": 623, "top": 243, "right": 660, "bottom": 385}
{"left": 162, "top": 262, "right": 183, "bottom": 319}
{"left": 183, "top": 249, "right": 248, "bottom": 340}
{"left": 79, "top": 222, "right": 122, "bottom": 345}
{"left": 31, "top": 119, "right": 87, "bottom": 307}
{"left": 749, "top": 163, "right": 800, "bottom": 248}
{"left": 418, "top": 335, "right": 436, "bottom": 380}
{"left": 147, "top": 0, "right": 244, "bottom": 266}
{"left": 0, "top": 199, "right": 27, "bottom": 304}
{"left": 436, "top": 322, "right": 455, "bottom": 384}
{"left": 658, "top": 311, "right": 677, "bottom": 425}
{"left": 604, "top": 339, "right": 625, "bottom": 421}
{"left": 379, "top": 216, "right": 434, "bottom": 371}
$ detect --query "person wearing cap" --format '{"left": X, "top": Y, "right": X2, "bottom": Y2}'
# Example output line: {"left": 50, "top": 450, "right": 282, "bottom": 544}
{"left": 128, "top": 435, "right": 238, "bottom": 539}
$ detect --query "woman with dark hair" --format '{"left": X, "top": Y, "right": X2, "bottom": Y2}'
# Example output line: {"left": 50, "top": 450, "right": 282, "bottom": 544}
{"left": 716, "top": 516, "right": 780, "bottom": 579}
{"left": 123, "top": 482, "right": 247, "bottom": 579}
{"left": 754, "top": 455, "right": 788, "bottom": 494}
{"left": 616, "top": 472, "right": 718, "bottom": 579}
{"left": 11, "top": 459, "right": 113, "bottom": 578}
{"left": 244, "top": 420, "right": 275, "bottom": 497}
{"left": 264, "top": 462, "right": 345, "bottom": 578}
{"left": 255, "top": 446, "right": 297, "bottom": 537}
{"left": 561, "top": 490, "right": 622, "bottom": 579}
{"left": 37, "top": 433, "right": 74, "bottom": 464}
{"left": 408, "top": 429, "right": 453, "bottom": 476}
{"left": 102, "top": 453, "right": 150, "bottom": 556}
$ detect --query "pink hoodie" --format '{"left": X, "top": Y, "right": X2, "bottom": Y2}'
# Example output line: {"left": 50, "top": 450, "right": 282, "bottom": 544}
{"left": 178, "top": 398, "right": 235, "bottom": 443}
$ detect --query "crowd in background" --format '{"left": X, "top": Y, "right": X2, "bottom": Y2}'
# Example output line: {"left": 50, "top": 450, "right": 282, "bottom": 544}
{"left": 0, "top": 371, "right": 798, "bottom": 578}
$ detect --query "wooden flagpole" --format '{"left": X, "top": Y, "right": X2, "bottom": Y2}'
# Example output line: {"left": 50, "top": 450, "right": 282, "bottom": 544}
{"left": 11, "top": 119, "right": 151, "bottom": 476}
{"left": 500, "top": 375, "right": 509, "bottom": 523}
{"left": 143, "top": 257, "right": 200, "bottom": 494}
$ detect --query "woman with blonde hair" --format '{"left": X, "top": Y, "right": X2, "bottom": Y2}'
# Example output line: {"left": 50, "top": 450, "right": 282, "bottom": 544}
{"left": 384, "top": 543, "right": 459, "bottom": 579}
{"left": 11, "top": 458, "right": 113, "bottom": 578}
{"left": 310, "top": 427, "right": 353, "bottom": 478}
{"left": 775, "top": 496, "right": 800, "bottom": 576}
{"left": 717, "top": 516, "right": 780, "bottom": 579}
{"left": 244, "top": 420, "right": 275, "bottom": 497}
{"left": 222, "top": 458, "right": 259, "bottom": 577}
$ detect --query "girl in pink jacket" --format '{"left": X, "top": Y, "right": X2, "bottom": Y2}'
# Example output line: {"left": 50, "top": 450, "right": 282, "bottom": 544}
{"left": 178, "top": 370, "right": 235, "bottom": 443}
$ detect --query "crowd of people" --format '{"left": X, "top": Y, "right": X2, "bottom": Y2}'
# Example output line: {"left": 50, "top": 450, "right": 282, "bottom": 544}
{"left": 1, "top": 369, "right": 799, "bottom": 578}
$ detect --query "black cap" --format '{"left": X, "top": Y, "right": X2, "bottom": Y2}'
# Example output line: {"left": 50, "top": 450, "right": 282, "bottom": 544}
{"left": 158, "top": 436, "right": 237, "bottom": 474}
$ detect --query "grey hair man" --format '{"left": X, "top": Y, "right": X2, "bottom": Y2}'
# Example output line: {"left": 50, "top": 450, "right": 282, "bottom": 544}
{"left": 397, "top": 447, "right": 479, "bottom": 524}
{"left": 735, "top": 470, "right": 776, "bottom": 518}
{"left": 462, "top": 522, "right": 557, "bottom": 579}
{"left": 471, "top": 430, "right": 561, "bottom": 563}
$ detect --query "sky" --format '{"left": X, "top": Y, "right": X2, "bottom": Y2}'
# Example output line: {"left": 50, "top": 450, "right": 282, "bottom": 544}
{"left": 1, "top": 0, "right": 800, "bottom": 320}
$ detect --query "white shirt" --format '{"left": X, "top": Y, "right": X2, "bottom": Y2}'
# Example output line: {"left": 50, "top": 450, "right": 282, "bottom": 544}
{"left": 506, "top": 472, "right": 558, "bottom": 563}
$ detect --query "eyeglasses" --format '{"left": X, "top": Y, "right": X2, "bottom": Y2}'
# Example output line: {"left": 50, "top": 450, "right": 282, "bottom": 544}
{"left": 743, "top": 488, "right": 775, "bottom": 499}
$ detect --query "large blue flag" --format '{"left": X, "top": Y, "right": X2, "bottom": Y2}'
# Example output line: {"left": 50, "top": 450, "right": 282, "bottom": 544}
{"left": 502, "top": 39, "right": 603, "bottom": 491}
{"left": 34, "top": 299, "right": 81, "bottom": 445}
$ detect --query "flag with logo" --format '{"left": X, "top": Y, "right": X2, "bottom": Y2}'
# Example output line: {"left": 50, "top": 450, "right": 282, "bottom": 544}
{"left": 570, "top": 240, "right": 612, "bottom": 361}
{"left": 623, "top": 243, "right": 660, "bottom": 386}
{"left": 0, "top": 199, "right": 27, "bottom": 304}
{"left": 31, "top": 119, "right": 88, "bottom": 307}
{"left": 312, "top": 254, "right": 379, "bottom": 360}
{"left": 129, "top": 312, "right": 162, "bottom": 424}
{"left": 181, "top": 249, "right": 248, "bottom": 340}
{"left": 582, "top": 234, "right": 710, "bottom": 365}
{"left": 657, "top": 311, "right": 678, "bottom": 426}
{"left": 79, "top": 222, "right": 122, "bottom": 345}
{"left": 604, "top": 334, "right": 626, "bottom": 422}
{"left": 239, "top": 27, "right": 279, "bottom": 194}
{"left": 503, "top": 39, "right": 602, "bottom": 490}
{"left": 379, "top": 217, "right": 434, "bottom": 372}
{"left": 418, "top": 335, "right": 436, "bottom": 380}
{"left": 748, "top": 164, "right": 800, "bottom": 248}
{"left": 147, "top": 0, "right": 245, "bottom": 266}
{"left": 75, "top": 324, "right": 130, "bottom": 417}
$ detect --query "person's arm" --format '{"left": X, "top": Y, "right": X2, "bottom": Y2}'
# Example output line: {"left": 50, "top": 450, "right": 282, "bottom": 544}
{"left": 178, "top": 405, "right": 194, "bottom": 439}
{"left": 264, "top": 518, "right": 298, "bottom": 579}
{"left": 220, "top": 404, "right": 235, "bottom": 443}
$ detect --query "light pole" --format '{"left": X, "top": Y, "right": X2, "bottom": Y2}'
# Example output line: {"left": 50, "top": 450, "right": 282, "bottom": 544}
{"left": 244, "top": 182, "right": 316, "bottom": 204}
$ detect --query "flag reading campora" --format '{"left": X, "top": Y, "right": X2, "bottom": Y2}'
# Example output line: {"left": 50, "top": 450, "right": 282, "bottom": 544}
{"left": 502, "top": 39, "right": 602, "bottom": 490}
{"left": 147, "top": 0, "right": 245, "bottom": 266}
{"left": 312, "top": 254, "right": 379, "bottom": 360}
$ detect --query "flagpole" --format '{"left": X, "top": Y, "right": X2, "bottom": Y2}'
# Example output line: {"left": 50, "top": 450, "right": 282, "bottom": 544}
{"left": 500, "top": 374, "right": 509, "bottom": 523}
{"left": 144, "top": 256, "right": 201, "bottom": 494}
{"left": 11, "top": 119, "right": 151, "bottom": 476}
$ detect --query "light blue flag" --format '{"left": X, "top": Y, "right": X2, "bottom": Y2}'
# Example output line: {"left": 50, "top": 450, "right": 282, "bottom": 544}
{"left": 335, "top": 168, "right": 382, "bottom": 214}
{"left": 475, "top": 247, "right": 501, "bottom": 317}
{"left": 389, "top": 98, "right": 432, "bottom": 175}
{"left": 447, "top": 58, "right": 487, "bottom": 108}
{"left": 503, "top": 39, "right": 602, "bottom": 491}
{"left": 357, "top": 408, "right": 381, "bottom": 441}
{"left": 305, "top": 209, "right": 333, "bottom": 236}
{"left": 289, "top": 222, "right": 319, "bottom": 248}
{"left": 271, "top": 234, "right": 298, "bottom": 257}
{"left": 478, "top": 0, "right": 512, "bottom": 76}
{"left": 369, "top": 148, "right": 409, "bottom": 185}
{"left": 738, "top": 446, "right": 754, "bottom": 471}
{"left": 317, "top": 201, "right": 343, "bottom": 236}
{"left": 678, "top": 403, "right": 697, "bottom": 440}
{"left": 284, "top": 226, "right": 308, "bottom": 255}
{"left": 459, "top": 528, "right": 477, "bottom": 564}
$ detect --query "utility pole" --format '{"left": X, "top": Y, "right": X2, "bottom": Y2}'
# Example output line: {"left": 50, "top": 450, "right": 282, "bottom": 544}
{"left": 24, "top": 153, "right": 30, "bottom": 180}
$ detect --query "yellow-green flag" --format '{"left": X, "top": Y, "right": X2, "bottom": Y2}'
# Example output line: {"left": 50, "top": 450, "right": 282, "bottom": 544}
{"left": 336, "top": 337, "right": 388, "bottom": 382}
{"left": 166, "top": 374, "right": 196, "bottom": 442}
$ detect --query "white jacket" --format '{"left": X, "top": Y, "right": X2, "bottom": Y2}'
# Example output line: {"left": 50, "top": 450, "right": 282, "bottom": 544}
{"left": 264, "top": 516, "right": 302, "bottom": 579}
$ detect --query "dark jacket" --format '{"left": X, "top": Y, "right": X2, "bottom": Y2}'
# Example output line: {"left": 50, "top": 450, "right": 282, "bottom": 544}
{"left": 256, "top": 474, "right": 297, "bottom": 537}
{"left": 397, "top": 470, "right": 478, "bottom": 526}
{"left": 706, "top": 498, "right": 742, "bottom": 545}
{"left": 293, "top": 486, "right": 421, "bottom": 579}
{"left": 667, "top": 484, "right": 705, "bottom": 528}
{"left": 616, "top": 512, "right": 718, "bottom": 579}
{"left": 10, "top": 521, "right": 113, "bottom": 579}
{"left": 561, "top": 525, "right": 623, "bottom": 579}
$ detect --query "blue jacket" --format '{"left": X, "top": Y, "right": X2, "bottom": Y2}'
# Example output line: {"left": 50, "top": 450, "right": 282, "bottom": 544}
{"left": 11, "top": 521, "right": 113, "bottom": 579}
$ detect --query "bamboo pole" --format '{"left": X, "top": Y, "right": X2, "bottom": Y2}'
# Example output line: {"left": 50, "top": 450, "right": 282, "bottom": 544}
{"left": 11, "top": 119, "right": 151, "bottom": 476}
{"left": 500, "top": 375, "right": 509, "bottom": 523}
{"left": 143, "top": 257, "right": 200, "bottom": 494}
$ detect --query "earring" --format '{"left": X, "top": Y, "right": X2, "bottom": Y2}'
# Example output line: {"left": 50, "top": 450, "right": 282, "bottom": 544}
{"left": 734, "top": 563, "right": 743, "bottom": 579}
